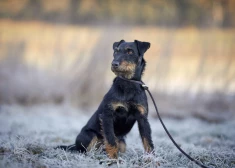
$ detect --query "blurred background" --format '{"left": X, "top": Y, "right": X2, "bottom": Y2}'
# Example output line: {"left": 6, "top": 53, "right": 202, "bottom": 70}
{"left": 0, "top": 0, "right": 235, "bottom": 121}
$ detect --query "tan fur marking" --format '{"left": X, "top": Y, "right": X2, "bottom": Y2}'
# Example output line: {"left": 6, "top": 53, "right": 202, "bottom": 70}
{"left": 111, "top": 102, "right": 128, "bottom": 111}
{"left": 136, "top": 104, "right": 146, "bottom": 115}
{"left": 112, "top": 61, "right": 136, "bottom": 79}
{"left": 120, "top": 61, "right": 136, "bottom": 79}
{"left": 99, "top": 116, "right": 103, "bottom": 134}
{"left": 121, "top": 61, "right": 136, "bottom": 72}
{"left": 87, "top": 136, "right": 98, "bottom": 151}
{"left": 104, "top": 141, "right": 119, "bottom": 159}
{"left": 118, "top": 141, "right": 126, "bottom": 153}
{"left": 142, "top": 137, "right": 152, "bottom": 153}
{"left": 99, "top": 117, "right": 105, "bottom": 143}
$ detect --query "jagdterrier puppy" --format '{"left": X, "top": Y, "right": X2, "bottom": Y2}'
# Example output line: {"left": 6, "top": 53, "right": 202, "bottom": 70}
{"left": 58, "top": 40, "right": 154, "bottom": 159}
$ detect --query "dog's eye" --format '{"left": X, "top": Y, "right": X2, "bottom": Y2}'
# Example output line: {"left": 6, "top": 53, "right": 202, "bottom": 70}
{"left": 127, "top": 49, "right": 133, "bottom": 55}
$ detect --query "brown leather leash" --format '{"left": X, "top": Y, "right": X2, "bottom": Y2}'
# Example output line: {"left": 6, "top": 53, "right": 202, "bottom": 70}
{"left": 118, "top": 76, "right": 210, "bottom": 168}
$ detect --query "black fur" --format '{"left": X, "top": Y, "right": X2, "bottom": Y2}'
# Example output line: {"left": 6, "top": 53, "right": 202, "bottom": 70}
{"left": 57, "top": 40, "right": 154, "bottom": 158}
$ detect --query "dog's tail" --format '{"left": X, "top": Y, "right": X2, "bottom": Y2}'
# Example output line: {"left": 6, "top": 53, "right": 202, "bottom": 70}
{"left": 56, "top": 144, "right": 77, "bottom": 151}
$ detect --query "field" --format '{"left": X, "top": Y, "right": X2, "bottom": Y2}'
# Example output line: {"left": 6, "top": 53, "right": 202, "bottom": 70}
{"left": 0, "top": 105, "right": 235, "bottom": 168}
{"left": 0, "top": 20, "right": 235, "bottom": 168}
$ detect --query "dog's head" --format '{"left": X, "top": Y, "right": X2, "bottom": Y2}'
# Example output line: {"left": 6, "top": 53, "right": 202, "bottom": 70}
{"left": 111, "top": 40, "right": 150, "bottom": 79}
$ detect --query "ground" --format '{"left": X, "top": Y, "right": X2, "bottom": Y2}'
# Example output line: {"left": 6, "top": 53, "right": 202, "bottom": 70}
{"left": 0, "top": 104, "right": 234, "bottom": 168}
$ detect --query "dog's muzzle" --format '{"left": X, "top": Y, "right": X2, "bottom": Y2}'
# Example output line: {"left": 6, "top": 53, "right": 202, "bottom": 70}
{"left": 111, "top": 61, "right": 120, "bottom": 69}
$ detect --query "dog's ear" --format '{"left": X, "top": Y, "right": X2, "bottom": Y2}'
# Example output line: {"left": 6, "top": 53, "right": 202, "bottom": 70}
{"left": 113, "top": 40, "right": 125, "bottom": 50}
{"left": 134, "top": 40, "right": 150, "bottom": 56}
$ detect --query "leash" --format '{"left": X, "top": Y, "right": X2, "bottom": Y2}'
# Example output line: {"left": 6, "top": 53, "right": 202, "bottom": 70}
{"left": 118, "top": 76, "right": 209, "bottom": 168}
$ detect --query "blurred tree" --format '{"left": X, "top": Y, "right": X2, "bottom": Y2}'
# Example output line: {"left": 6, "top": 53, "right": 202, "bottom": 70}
{"left": 211, "top": 0, "right": 230, "bottom": 27}
{"left": 70, "top": 0, "right": 79, "bottom": 23}
{"left": 18, "top": 0, "right": 42, "bottom": 20}
{"left": 0, "top": 0, "right": 234, "bottom": 27}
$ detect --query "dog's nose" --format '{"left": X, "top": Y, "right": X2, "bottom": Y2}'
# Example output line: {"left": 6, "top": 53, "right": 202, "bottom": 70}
{"left": 112, "top": 61, "right": 119, "bottom": 68}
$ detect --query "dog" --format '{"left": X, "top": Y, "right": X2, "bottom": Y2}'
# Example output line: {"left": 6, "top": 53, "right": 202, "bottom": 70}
{"left": 58, "top": 40, "right": 154, "bottom": 159}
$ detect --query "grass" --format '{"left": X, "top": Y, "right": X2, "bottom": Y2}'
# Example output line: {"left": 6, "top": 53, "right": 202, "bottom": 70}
{"left": 0, "top": 104, "right": 234, "bottom": 168}
{"left": 0, "top": 20, "right": 235, "bottom": 167}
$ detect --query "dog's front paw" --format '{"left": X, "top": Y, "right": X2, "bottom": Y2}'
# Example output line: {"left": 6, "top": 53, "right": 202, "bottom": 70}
{"left": 105, "top": 144, "right": 119, "bottom": 159}
{"left": 118, "top": 141, "right": 126, "bottom": 153}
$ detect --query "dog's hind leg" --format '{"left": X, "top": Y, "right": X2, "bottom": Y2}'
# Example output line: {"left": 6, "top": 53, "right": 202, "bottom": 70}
{"left": 56, "top": 130, "right": 99, "bottom": 153}
{"left": 75, "top": 130, "right": 99, "bottom": 153}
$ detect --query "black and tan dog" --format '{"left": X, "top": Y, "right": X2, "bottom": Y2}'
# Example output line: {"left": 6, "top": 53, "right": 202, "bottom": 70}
{"left": 58, "top": 40, "right": 154, "bottom": 158}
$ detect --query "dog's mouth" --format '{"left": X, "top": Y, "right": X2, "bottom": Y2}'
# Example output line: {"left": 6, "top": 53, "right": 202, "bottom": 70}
{"left": 111, "top": 61, "right": 136, "bottom": 79}
{"left": 111, "top": 63, "right": 135, "bottom": 73}
{"left": 111, "top": 66, "right": 124, "bottom": 72}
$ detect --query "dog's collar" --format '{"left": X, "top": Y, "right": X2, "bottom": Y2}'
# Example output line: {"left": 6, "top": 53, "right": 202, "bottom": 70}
{"left": 117, "top": 76, "right": 148, "bottom": 90}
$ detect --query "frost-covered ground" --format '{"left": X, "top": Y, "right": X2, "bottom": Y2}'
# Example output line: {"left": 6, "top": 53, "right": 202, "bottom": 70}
{"left": 0, "top": 105, "right": 235, "bottom": 168}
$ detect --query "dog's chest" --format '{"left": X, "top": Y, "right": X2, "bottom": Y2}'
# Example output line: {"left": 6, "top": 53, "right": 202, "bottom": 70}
{"left": 111, "top": 101, "right": 146, "bottom": 117}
